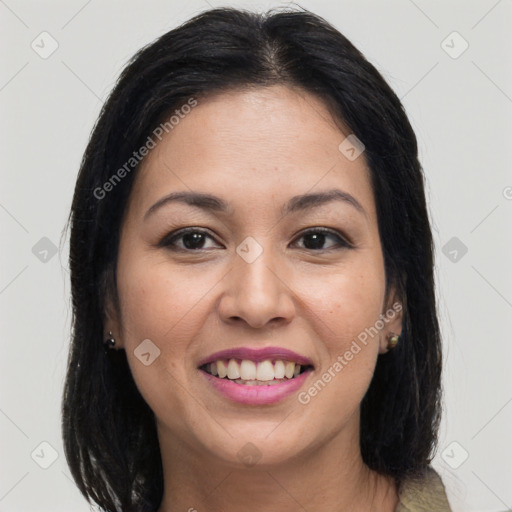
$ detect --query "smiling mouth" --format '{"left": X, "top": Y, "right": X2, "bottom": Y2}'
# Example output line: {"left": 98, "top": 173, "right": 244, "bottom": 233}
{"left": 199, "top": 359, "right": 314, "bottom": 386}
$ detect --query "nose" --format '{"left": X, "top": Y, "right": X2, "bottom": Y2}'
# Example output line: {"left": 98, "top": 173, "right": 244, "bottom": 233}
{"left": 218, "top": 245, "right": 295, "bottom": 330}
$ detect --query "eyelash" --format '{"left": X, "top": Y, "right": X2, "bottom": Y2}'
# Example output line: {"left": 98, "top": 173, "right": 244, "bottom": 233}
{"left": 158, "top": 227, "right": 353, "bottom": 252}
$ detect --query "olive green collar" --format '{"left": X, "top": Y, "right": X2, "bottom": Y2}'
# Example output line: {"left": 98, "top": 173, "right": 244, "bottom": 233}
{"left": 395, "top": 466, "right": 452, "bottom": 511}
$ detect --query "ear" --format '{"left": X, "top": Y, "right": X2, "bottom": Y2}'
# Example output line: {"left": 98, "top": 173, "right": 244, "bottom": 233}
{"left": 101, "top": 268, "right": 124, "bottom": 350}
{"left": 378, "top": 286, "right": 403, "bottom": 354}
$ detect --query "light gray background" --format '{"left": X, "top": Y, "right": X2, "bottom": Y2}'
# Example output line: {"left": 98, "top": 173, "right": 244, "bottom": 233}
{"left": 1, "top": 1, "right": 511, "bottom": 511}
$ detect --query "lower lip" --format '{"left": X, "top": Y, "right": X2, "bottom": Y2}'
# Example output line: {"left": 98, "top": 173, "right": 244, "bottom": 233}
{"left": 200, "top": 370, "right": 312, "bottom": 405}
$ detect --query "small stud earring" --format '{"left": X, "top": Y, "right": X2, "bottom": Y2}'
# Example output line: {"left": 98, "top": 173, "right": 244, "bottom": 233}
{"left": 386, "top": 332, "right": 400, "bottom": 351}
{"left": 103, "top": 331, "right": 116, "bottom": 348}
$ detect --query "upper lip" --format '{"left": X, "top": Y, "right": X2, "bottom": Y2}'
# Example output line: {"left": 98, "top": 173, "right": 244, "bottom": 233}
{"left": 197, "top": 346, "right": 314, "bottom": 368}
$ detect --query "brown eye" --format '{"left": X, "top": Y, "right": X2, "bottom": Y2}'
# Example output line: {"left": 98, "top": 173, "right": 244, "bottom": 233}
{"left": 292, "top": 228, "right": 352, "bottom": 251}
{"left": 159, "top": 228, "right": 221, "bottom": 251}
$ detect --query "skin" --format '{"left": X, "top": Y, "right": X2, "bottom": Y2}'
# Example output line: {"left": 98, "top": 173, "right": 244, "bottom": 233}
{"left": 105, "top": 85, "right": 403, "bottom": 512}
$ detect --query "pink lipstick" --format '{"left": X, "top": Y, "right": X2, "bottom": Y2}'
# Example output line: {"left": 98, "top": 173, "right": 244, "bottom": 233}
{"left": 197, "top": 346, "right": 314, "bottom": 405}
{"left": 197, "top": 346, "right": 313, "bottom": 367}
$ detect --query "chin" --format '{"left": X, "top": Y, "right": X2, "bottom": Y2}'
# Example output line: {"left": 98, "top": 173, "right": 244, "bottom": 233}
{"left": 190, "top": 421, "right": 311, "bottom": 468}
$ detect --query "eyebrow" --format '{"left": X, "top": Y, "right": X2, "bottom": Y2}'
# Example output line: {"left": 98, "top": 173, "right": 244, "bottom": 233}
{"left": 144, "top": 188, "right": 366, "bottom": 221}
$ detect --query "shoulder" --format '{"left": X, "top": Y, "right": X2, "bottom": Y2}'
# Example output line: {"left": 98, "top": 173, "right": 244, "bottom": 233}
{"left": 394, "top": 466, "right": 453, "bottom": 512}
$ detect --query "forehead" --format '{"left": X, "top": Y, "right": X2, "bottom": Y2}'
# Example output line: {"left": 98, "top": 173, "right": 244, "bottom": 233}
{"left": 127, "top": 85, "right": 376, "bottom": 221}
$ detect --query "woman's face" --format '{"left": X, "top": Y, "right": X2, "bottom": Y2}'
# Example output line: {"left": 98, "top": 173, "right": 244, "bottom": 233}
{"left": 107, "top": 85, "right": 402, "bottom": 467}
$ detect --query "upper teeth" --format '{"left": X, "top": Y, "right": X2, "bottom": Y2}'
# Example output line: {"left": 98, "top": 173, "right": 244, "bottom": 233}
{"left": 208, "top": 359, "right": 302, "bottom": 380}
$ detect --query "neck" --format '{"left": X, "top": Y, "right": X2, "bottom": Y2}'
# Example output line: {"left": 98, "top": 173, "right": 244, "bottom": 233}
{"left": 155, "top": 424, "right": 398, "bottom": 512}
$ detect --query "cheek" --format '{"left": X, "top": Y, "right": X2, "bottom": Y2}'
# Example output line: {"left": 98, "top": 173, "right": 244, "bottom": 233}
{"left": 296, "top": 254, "right": 385, "bottom": 400}
{"left": 299, "top": 257, "right": 386, "bottom": 343}
{"left": 115, "top": 251, "right": 228, "bottom": 406}
{"left": 117, "top": 252, "right": 211, "bottom": 340}
{"left": 115, "top": 254, "right": 205, "bottom": 423}
{"left": 296, "top": 269, "right": 385, "bottom": 427}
